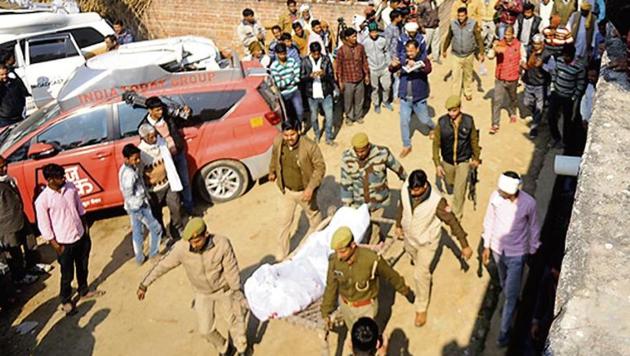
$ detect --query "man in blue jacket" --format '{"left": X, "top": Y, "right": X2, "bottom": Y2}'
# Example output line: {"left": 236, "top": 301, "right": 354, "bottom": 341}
{"left": 391, "top": 39, "right": 435, "bottom": 158}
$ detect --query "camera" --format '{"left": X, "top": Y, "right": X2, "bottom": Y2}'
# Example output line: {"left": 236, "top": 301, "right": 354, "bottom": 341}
{"left": 122, "top": 90, "right": 191, "bottom": 120}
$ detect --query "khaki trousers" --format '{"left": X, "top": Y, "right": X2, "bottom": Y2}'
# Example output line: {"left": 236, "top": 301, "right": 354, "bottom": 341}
{"left": 405, "top": 238, "right": 440, "bottom": 313}
{"left": 442, "top": 161, "right": 470, "bottom": 220}
{"left": 451, "top": 54, "right": 475, "bottom": 97}
{"left": 195, "top": 291, "right": 248, "bottom": 353}
{"left": 277, "top": 189, "right": 322, "bottom": 259}
{"left": 339, "top": 298, "right": 379, "bottom": 330}
{"left": 367, "top": 207, "right": 385, "bottom": 245}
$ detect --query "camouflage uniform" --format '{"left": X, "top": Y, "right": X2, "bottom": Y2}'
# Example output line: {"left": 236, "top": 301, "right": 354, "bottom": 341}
{"left": 340, "top": 144, "right": 407, "bottom": 243}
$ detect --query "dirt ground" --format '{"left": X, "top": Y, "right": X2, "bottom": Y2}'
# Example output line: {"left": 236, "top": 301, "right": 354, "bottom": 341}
{"left": 1, "top": 57, "right": 553, "bottom": 356}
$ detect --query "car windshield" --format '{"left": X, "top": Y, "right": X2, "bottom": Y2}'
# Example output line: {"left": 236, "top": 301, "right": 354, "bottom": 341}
{"left": 0, "top": 102, "right": 61, "bottom": 154}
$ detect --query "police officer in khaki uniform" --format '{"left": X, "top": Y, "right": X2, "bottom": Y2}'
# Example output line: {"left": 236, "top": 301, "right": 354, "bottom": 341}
{"left": 321, "top": 227, "right": 415, "bottom": 331}
{"left": 137, "top": 218, "right": 248, "bottom": 356}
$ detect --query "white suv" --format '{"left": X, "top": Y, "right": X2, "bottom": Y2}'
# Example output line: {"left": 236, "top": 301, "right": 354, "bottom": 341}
{"left": 0, "top": 10, "right": 114, "bottom": 113}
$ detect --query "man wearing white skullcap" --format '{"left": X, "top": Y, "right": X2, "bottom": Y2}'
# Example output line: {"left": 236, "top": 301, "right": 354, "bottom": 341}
{"left": 522, "top": 33, "right": 553, "bottom": 139}
{"left": 481, "top": 171, "right": 541, "bottom": 347}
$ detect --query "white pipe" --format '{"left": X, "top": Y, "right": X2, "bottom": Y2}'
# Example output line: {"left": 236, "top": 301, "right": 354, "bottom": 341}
{"left": 554, "top": 155, "right": 582, "bottom": 176}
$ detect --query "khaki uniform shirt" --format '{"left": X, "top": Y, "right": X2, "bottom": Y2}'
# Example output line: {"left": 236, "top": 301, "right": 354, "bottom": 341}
{"left": 140, "top": 235, "right": 241, "bottom": 295}
{"left": 321, "top": 247, "right": 409, "bottom": 318}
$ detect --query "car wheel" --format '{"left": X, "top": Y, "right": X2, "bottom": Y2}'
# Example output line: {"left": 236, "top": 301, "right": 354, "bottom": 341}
{"left": 198, "top": 160, "right": 250, "bottom": 203}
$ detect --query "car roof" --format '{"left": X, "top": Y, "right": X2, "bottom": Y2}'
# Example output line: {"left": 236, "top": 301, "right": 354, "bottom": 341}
{"left": 0, "top": 12, "right": 106, "bottom": 43}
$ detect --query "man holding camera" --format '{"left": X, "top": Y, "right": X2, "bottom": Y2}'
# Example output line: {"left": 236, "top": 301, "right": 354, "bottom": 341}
{"left": 139, "top": 97, "right": 194, "bottom": 214}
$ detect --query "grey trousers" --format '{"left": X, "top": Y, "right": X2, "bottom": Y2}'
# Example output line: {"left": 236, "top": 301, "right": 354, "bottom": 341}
{"left": 370, "top": 68, "right": 391, "bottom": 107}
{"left": 343, "top": 81, "right": 365, "bottom": 121}
{"left": 492, "top": 79, "right": 518, "bottom": 126}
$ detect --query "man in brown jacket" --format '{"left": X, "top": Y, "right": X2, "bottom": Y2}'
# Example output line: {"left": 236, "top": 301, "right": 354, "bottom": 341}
{"left": 137, "top": 218, "right": 247, "bottom": 356}
{"left": 269, "top": 120, "right": 326, "bottom": 259}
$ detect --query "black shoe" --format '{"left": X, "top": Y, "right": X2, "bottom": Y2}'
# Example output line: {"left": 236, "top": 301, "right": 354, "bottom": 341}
{"left": 528, "top": 127, "right": 538, "bottom": 139}
{"left": 220, "top": 344, "right": 235, "bottom": 356}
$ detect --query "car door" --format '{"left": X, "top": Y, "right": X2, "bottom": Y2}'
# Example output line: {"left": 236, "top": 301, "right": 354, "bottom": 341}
{"left": 19, "top": 106, "right": 118, "bottom": 212}
{"left": 23, "top": 33, "right": 85, "bottom": 109}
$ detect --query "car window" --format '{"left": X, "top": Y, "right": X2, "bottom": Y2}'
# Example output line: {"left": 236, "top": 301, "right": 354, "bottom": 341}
{"left": 0, "top": 102, "right": 60, "bottom": 154}
{"left": 171, "top": 90, "right": 246, "bottom": 123}
{"left": 117, "top": 103, "right": 148, "bottom": 138}
{"left": 37, "top": 107, "right": 109, "bottom": 151}
{"left": 28, "top": 37, "right": 79, "bottom": 64}
{"left": 68, "top": 28, "right": 104, "bottom": 49}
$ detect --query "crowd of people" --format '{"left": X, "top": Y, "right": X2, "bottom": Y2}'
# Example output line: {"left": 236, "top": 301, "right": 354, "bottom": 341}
{"left": 0, "top": 0, "right": 627, "bottom": 355}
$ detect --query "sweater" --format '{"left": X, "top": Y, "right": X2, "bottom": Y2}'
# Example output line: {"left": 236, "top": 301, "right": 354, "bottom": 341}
{"left": 495, "top": 38, "right": 522, "bottom": 81}
{"left": 362, "top": 35, "right": 391, "bottom": 72}
{"left": 270, "top": 57, "right": 301, "bottom": 95}
{"left": 551, "top": 57, "right": 586, "bottom": 98}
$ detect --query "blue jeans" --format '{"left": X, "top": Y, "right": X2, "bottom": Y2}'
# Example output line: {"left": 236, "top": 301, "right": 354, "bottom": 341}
{"left": 173, "top": 151, "right": 193, "bottom": 212}
{"left": 129, "top": 206, "right": 163, "bottom": 263}
{"left": 399, "top": 98, "right": 435, "bottom": 148}
{"left": 307, "top": 96, "right": 334, "bottom": 141}
{"left": 282, "top": 90, "right": 304, "bottom": 129}
{"left": 493, "top": 252, "right": 527, "bottom": 338}
{"left": 392, "top": 74, "right": 400, "bottom": 100}
{"left": 523, "top": 84, "right": 546, "bottom": 127}
{"left": 497, "top": 23, "right": 508, "bottom": 40}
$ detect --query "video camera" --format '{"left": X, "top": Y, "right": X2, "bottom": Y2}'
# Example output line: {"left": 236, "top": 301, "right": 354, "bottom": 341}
{"left": 122, "top": 90, "right": 191, "bottom": 121}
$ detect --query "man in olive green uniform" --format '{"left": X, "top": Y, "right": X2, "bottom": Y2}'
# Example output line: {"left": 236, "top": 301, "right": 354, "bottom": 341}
{"left": 433, "top": 96, "right": 481, "bottom": 220}
{"left": 321, "top": 227, "right": 415, "bottom": 331}
{"left": 340, "top": 133, "right": 407, "bottom": 244}
{"left": 137, "top": 218, "right": 248, "bottom": 356}
{"left": 269, "top": 121, "right": 326, "bottom": 259}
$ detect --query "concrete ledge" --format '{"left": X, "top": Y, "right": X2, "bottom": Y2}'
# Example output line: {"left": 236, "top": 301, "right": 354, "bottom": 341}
{"left": 549, "top": 53, "right": 630, "bottom": 355}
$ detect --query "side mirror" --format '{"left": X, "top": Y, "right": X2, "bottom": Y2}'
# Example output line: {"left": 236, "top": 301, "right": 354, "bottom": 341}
{"left": 28, "top": 142, "right": 58, "bottom": 160}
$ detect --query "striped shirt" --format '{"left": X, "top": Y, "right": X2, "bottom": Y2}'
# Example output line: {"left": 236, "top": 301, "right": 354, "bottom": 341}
{"left": 270, "top": 57, "right": 301, "bottom": 95}
{"left": 552, "top": 57, "right": 586, "bottom": 98}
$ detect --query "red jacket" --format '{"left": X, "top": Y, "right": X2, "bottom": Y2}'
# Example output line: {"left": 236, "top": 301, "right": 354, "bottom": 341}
{"left": 495, "top": 38, "right": 521, "bottom": 81}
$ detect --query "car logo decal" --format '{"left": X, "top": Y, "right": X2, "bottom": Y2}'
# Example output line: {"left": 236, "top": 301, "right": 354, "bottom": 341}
{"left": 35, "top": 163, "right": 104, "bottom": 198}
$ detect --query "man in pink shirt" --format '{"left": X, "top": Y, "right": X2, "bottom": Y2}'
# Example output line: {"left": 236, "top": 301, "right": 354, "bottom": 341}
{"left": 35, "top": 164, "right": 103, "bottom": 315}
{"left": 490, "top": 25, "right": 521, "bottom": 134}
{"left": 481, "top": 171, "right": 541, "bottom": 347}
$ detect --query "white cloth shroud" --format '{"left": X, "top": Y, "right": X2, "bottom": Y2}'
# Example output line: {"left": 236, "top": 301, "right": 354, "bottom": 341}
{"left": 244, "top": 205, "right": 371, "bottom": 321}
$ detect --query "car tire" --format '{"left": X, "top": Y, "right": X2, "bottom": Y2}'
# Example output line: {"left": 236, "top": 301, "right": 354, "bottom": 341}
{"left": 197, "top": 160, "right": 250, "bottom": 203}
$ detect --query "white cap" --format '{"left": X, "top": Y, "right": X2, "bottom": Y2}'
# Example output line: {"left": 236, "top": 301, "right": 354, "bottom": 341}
{"left": 404, "top": 22, "right": 419, "bottom": 33}
{"left": 299, "top": 4, "right": 310, "bottom": 12}
{"left": 497, "top": 174, "right": 520, "bottom": 195}
{"left": 532, "top": 33, "right": 545, "bottom": 43}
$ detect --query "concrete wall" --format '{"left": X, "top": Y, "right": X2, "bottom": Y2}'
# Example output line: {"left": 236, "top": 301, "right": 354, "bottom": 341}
{"left": 549, "top": 51, "right": 630, "bottom": 354}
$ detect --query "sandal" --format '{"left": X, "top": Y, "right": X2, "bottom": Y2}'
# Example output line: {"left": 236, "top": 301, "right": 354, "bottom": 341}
{"left": 489, "top": 126, "right": 499, "bottom": 135}
{"left": 79, "top": 290, "right": 106, "bottom": 301}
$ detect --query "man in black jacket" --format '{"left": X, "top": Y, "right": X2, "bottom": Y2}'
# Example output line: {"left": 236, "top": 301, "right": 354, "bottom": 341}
{"left": 139, "top": 97, "right": 194, "bottom": 213}
{"left": 432, "top": 96, "right": 481, "bottom": 219}
{"left": 0, "top": 155, "right": 38, "bottom": 285}
{"left": 301, "top": 42, "right": 336, "bottom": 146}
{"left": 0, "top": 63, "right": 29, "bottom": 128}
{"left": 522, "top": 34, "right": 552, "bottom": 139}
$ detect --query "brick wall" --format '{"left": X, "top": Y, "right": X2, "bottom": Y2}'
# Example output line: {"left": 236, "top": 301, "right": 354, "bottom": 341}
{"left": 142, "top": 0, "right": 370, "bottom": 52}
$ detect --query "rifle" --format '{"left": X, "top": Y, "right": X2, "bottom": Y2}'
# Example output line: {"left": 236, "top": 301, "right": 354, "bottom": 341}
{"left": 467, "top": 166, "right": 479, "bottom": 211}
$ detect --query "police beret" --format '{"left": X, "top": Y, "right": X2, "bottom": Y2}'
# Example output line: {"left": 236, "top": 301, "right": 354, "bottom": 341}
{"left": 445, "top": 95, "right": 461, "bottom": 110}
{"left": 330, "top": 227, "right": 353, "bottom": 249}
{"left": 182, "top": 217, "right": 207, "bottom": 241}
{"left": 351, "top": 132, "right": 369, "bottom": 148}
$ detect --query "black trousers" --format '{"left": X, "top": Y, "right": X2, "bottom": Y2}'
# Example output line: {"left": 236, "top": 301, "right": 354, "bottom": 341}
{"left": 149, "top": 187, "right": 185, "bottom": 239}
{"left": 58, "top": 234, "right": 91, "bottom": 304}
{"left": 546, "top": 92, "right": 575, "bottom": 143}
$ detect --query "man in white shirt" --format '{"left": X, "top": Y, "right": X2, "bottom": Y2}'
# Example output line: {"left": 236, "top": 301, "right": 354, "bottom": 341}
{"left": 236, "top": 8, "right": 266, "bottom": 56}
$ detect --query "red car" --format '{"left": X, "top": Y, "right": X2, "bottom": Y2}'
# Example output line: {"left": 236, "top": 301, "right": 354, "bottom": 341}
{"left": 0, "top": 61, "right": 283, "bottom": 223}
